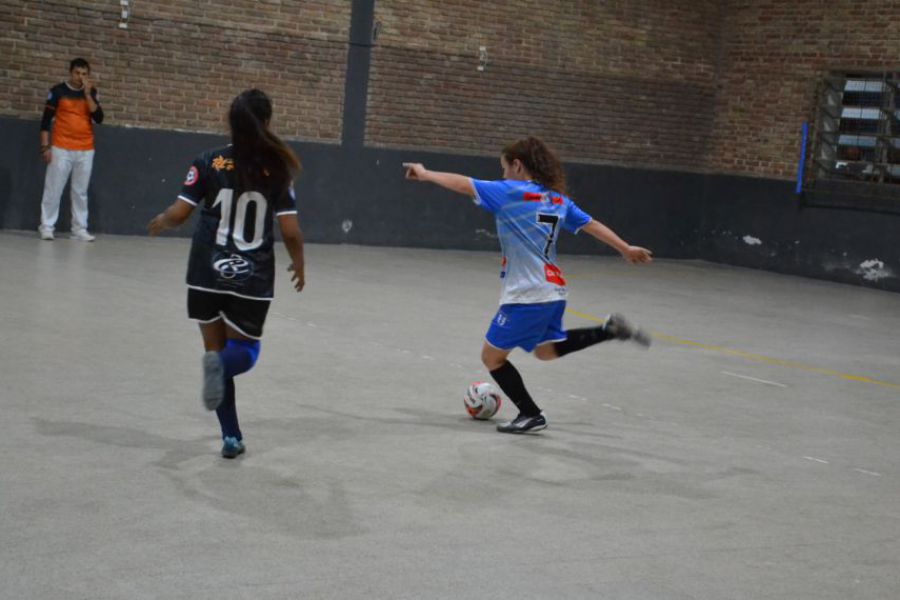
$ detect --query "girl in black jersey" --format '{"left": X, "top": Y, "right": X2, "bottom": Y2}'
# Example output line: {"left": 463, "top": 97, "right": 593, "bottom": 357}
{"left": 148, "top": 89, "right": 305, "bottom": 458}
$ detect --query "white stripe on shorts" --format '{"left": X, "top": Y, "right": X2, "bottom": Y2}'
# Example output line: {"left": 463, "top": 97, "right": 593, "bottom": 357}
{"left": 219, "top": 311, "right": 262, "bottom": 340}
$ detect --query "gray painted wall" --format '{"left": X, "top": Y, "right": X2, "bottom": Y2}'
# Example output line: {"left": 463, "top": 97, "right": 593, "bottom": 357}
{"left": 1, "top": 116, "right": 897, "bottom": 291}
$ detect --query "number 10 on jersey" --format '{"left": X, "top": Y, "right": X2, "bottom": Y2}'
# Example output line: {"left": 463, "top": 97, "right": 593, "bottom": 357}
{"left": 213, "top": 188, "right": 267, "bottom": 251}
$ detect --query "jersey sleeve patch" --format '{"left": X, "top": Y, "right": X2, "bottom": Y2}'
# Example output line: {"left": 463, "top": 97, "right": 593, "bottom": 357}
{"left": 179, "top": 157, "right": 207, "bottom": 204}
{"left": 184, "top": 166, "right": 199, "bottom": 186}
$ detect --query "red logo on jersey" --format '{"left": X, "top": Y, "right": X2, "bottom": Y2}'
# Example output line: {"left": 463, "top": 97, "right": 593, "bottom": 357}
{"left": 522, "top": 192, "right": 542, "bottom": 202}
{"left": 544, "top": 264, "right": 566, "bottom": 286}
{"left": 184, "top": 166, "right": 198, "bottom": 186}
{"left": 551, "top": 196, "right": 563, "bottom": 205}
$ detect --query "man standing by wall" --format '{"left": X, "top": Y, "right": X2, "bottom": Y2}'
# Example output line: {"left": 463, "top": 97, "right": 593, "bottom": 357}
{"left": 38, "top": 58, "right": 104, "bottom": 241}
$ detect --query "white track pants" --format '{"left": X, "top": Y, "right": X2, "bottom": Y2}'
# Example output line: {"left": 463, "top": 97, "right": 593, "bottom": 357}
{"left": 40, "top": 146, "right": 95, "bottom": 233}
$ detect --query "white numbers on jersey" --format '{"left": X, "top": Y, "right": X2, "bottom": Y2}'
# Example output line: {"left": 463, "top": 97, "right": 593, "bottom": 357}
{"left": 536, "top": 213, "right": 561, "bottom": 258}
{"left": 212, "top": 189, "right": 267, "bottom": 251}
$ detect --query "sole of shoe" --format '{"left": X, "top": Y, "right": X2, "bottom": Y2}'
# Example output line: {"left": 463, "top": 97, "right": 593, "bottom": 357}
{"left": 222, "top": 446, "right": 245, "bottom": 459}
{"left": 202, "top": 352, "right": 225, "bottom": 411}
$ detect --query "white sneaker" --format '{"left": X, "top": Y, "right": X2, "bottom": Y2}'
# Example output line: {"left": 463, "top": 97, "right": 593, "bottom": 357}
{"left": 39, "top": 230, "right": 54, "bottom": 241}
{"left": 70, "top": 230, "right": 96, "bottom": 242}
{"left": 202, "top": 351, "right": 225, "bottom": 411}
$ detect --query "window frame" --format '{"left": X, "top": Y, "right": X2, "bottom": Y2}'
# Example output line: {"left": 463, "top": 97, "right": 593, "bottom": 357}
{"left": 813, "top": 71, "right": 900, "bottom": 185}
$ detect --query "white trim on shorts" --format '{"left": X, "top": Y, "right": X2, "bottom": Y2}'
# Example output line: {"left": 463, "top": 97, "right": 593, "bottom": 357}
{"left": 191, "top": 314, "right": 223, "bottom": 325}
{"left": 177, "top": 195, "right": 198, "bottom": 206}
{"left": 275, "top": 209, "right": 298, "bottom": 216}
{"left": 219, "top": 311, "right": 262, "bottom": 340}
{"left": 483, "top": 337, "right": 514, "bottom": 351}
{"left": 187, "top": 284, "right": 273, "bottom": 302}
{"left": 535, "top": 337, "right": 567, "bottom": 347}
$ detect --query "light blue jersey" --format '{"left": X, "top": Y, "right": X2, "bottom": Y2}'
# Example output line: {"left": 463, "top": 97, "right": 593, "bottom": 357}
{"left": 472, "top": 179, "right": 591, "bottom": 304}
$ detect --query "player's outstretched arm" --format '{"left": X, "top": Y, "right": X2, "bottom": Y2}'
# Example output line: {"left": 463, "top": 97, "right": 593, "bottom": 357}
{"left": 278, "top": 214, "right": 305, "bottom": 293}
{"left": 582, "top": 219, "right": 652, "bottom": 264}
{"left": 148, "top": 199, "right": 194, "bottom": 236}
{"left": 403, "top": 162, "right": 475, "bottom": 197}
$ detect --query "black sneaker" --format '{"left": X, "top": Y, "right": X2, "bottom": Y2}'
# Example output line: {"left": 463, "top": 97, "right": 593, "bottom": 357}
{"left": 604, "top": 313, "right": 652, "bottom": 348}
{"left": 496, "top": 412, "right": 547, "bottom": 434}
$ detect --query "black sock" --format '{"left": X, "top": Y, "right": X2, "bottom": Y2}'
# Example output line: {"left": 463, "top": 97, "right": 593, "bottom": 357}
{"left": 553, "top": 326, "right": 612, "bottom": 358}
{"left": 489, "top": 361, "right": 541, "bottom": 417}
{"left": 215, "top": 377, "right": 242, "bottom": 440}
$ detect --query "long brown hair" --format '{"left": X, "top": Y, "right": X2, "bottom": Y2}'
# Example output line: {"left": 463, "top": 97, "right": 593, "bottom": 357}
{"left": 502, "top": 136, "right": 566, "bottom": 194}
{"left": 228, "top": 89, "right": 301, "bottom": 192}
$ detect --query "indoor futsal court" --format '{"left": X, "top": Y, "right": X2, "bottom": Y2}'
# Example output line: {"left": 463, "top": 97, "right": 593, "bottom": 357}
{"left": 3, "top": 1, "right": 900, "bottom": 599}
{"left": 2, "top": 232, "right": 898, "bottom": 599}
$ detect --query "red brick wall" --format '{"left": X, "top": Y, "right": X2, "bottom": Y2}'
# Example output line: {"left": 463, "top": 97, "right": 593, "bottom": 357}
{"left": 367, "top": 1, "right": 722, "bottom": 168}
{"left": 4, "top": 1, "right": 897, "bottom": 180}
{"left": 0, "top": 0, "right": 349, "bottom": 141}
{"left": 710, "top": 0, "right": 900, "bottom": 180}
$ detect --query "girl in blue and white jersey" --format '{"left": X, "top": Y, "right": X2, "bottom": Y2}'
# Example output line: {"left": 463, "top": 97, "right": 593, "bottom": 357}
{"left": 405, "top": 136, "right": 652, "bottom": 433}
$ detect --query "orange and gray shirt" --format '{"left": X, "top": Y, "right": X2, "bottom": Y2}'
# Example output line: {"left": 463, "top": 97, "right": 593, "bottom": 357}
{"left": 40, "top": 82, "right": 104, "bottom": 151}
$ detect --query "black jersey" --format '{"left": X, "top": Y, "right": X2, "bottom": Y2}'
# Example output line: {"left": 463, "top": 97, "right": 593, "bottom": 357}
{"left": 178, "top": 146, "right": 297, "bottom": 300}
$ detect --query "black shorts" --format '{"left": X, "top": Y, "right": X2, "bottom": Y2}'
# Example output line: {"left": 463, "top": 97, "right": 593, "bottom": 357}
{"left": 187, "top": 288, "right": 271, "bottom": 339}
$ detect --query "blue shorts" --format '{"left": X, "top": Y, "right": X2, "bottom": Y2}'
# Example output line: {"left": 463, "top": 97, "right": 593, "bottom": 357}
{"left": 485, "top": 301, "right": 567, "bottom": 352}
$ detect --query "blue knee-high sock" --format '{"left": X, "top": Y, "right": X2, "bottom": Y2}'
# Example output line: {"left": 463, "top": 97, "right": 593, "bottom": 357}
{"left": 216, "top": 377, "right": 241, "bottom": 440}
{"left": 219, "top": 339, "right": 260, "bottom": 378}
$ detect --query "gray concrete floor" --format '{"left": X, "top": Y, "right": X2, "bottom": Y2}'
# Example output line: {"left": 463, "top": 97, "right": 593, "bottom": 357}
{"left": 1, "top": 230, "right": 899, "bottom": 600}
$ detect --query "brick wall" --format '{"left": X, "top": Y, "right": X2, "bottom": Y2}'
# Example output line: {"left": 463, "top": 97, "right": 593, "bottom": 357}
{"left": 0, "top": 0, "right": 349, "bottom": 141}
{"left": 709, "top": 0, "right": 900, "bottom": 180}
{"left": 3, "top": 1, "right": 899, "bottom": 180}
{"left": 367, "top": 0, "right": 722, "bottom": 169}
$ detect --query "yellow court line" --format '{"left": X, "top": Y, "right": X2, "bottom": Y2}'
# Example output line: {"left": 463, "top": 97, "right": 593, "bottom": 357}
{"left": 566, "top": 308, "right": 900, "bottom": 392}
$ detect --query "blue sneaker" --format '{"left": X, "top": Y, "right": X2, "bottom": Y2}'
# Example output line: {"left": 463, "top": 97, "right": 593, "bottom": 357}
{"left": 221, "top": 436, "right": 245, "bottom": 459}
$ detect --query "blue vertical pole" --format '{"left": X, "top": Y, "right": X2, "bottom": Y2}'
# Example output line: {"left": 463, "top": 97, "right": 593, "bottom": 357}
{"left": 796, "top": 121, "right": 808, "bottom": 195}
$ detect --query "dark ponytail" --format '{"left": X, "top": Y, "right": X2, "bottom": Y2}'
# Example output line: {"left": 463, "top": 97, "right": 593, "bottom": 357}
{"left": 501, "top": 136, "right": 566, "bottom": 195}
{"left": 228, "top": 89, "right": 301, "bottom": 192}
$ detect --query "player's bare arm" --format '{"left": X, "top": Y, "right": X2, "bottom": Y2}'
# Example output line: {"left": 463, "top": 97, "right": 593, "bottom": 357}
{"left": 582, "top": 219, "right": 652, "bottom": 264}
{"left": 147, "top": 199, "right": 194, "bottom": 236}
{"left": 39, "top": 97, "right": 53, "bottom": 164}
{"left": 278, "top": 213, "right": 305, "bottom": 292}
{"left": 40, "top": 129, "right": 52, "bottom": 164}
{"left": 404, "top": 162, "right": 475, "bottom": 197}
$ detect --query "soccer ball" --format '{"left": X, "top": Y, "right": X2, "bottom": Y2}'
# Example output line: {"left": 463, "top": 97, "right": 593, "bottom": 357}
{"left": 464, "top": 382, "right": 502, "bottom": 420}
